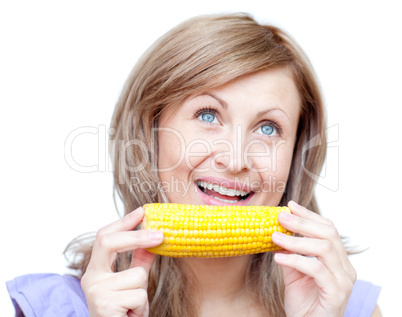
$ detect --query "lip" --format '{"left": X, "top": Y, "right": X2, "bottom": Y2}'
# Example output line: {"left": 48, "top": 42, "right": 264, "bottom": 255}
{"left": 196, "top": 185, "right": 254, "bottom": 206}
{"left": 195, "top": 176, "right": 253, "bottom": 192}
{"left": 195, "top": 177, "right": 255, "bottom": 206}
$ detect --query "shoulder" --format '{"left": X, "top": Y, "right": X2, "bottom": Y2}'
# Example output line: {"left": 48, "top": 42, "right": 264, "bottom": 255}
{"left": 6, "top": 273, "right": 89, "bottom": 317}
{"left": 345, "top": 279, "right": 381, "bottom": 317}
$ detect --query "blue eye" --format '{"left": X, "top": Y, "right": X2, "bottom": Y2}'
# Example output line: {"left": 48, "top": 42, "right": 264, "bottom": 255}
{"left": 257, "top": 123, "right": 278, "bottom": 136}
{"left": 200, "top": 112, "right": 217, "bottom": 123}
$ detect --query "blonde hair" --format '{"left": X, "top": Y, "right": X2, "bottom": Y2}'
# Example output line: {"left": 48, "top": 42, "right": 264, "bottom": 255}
{"left": 65, "top": 13, "right": 327, "bottom": 317}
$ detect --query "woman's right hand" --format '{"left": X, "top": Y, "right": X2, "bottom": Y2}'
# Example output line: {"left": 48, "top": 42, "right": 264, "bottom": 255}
{"left": 81, "top": 207, "right": 164, "bottom": 317}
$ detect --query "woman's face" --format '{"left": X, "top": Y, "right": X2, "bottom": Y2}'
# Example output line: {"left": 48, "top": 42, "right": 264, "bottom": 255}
{"left": 158, "top": 67, "right": 300, "bottom": 207}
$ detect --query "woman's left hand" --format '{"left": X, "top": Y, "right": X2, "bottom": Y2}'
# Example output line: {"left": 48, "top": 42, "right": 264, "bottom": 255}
{"left": 272, "top": 201, "right": 357, "bottom": 317}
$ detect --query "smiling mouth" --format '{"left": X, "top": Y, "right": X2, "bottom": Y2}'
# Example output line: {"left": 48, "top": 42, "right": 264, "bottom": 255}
{"left": 197, "top": 180, "right": 251, "bottom": 203}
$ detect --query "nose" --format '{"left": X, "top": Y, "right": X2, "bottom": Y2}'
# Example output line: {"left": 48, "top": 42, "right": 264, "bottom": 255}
{"left": 212, "top": 125, "right": 252, "bottom": 174}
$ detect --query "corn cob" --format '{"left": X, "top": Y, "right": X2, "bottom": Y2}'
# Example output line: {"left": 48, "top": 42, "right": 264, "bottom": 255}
{"left": 142, "top": 203, "right": 292, "bottom": 258}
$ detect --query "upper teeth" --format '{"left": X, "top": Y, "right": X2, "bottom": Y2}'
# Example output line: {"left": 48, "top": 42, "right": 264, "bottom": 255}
{"left": 197, "top": 181, "right": 249, "bottom": 197}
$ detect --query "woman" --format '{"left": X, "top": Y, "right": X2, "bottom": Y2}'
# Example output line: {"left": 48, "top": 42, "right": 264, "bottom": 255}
{"left": 7, "top": 13, "right": 381, "bottom": 316}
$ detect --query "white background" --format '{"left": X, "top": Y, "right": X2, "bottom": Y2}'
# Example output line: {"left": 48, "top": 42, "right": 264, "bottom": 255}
{"left": 1, "top": 1, "right": 401, "bottom": 315}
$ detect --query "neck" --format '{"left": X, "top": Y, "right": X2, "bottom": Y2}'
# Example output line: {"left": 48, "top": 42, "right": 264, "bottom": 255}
{"left": 179, "top": 256, "right": 266, "bottom": 317}
{"left": 181, "top": 255, "right": 252, "bottom": 301}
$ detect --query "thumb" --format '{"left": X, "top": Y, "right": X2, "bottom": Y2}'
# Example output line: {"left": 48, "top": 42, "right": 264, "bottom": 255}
{"left": 130, "top": 248, "right": 156, "bottom": 274}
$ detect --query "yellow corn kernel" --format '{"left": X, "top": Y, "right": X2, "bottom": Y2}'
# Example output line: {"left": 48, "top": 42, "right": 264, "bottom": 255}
{"left": 142, "top": 203, "right": 293, "bottom": 258}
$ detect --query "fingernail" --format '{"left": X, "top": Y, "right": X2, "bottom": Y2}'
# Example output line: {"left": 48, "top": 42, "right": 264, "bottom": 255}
{"left": 273, "top": 231, "right": 286, "bottom": 242}
{"left": 280, "top": 211, "right": 292, "bottom": 222}
{"left": 149, "top": 231, "right": 163, "bottom": 240}
{"left": 274, "top": 253, "right": 287, "bottom": 261}
{"left": 288, "top": 200, "right": 298, "bottom": 209}
{"left": 132, "top": 206, "right": 144, "bottom": 216}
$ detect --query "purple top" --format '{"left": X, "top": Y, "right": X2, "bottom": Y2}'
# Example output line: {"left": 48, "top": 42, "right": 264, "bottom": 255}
{"left": 7, "top": 274, "right": 380, "bottom": 316}
{"left": 345, "top": 279, "right": 381, "bottom": 317}
{"left": 6, "top": 274, "right": 89, "bottom": 317}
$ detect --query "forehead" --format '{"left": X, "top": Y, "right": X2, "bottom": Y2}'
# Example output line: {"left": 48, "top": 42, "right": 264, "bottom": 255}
{"left": 213, "top": 67, "right": 300, "bottom": 105}
{"left": 201, "top": 67, "right": 301, "bottom": 124}
{"left": 161, "top": 67, "right": 301, "bottom": 124}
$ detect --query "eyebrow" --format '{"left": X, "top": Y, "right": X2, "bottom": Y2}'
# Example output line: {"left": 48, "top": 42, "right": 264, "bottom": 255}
{"left": 205, "top": 93, "right": 228, "bottom": 110}
{"left": 204, "top": 92, "right": 291, "bottom": 120}
{"left": 256, "top": 108, "right": 291, "bottom": 120}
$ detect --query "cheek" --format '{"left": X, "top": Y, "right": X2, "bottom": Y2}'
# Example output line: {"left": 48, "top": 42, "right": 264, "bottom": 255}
{"left": 184, "top": 140, "right": 212, "bottom": 171}
{"left": 158, "top": 126, "right": 212, "bottom": 181}
{"left": 249, "top": 140, "right": 294, "bottom": 186}
{"left": 158, "top": 128, "right": 186, "bottom": 171}
{"left": 271, "top": 140, "right": 294, "bottom": 177}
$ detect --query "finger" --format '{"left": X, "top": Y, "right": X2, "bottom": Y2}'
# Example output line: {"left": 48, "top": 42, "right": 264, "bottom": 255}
{"left": 273, "top": 250, "right": 305, "bottom": 284}
{"left": 113, "top": 288, "right": 148, "bottom": 313}
{"left": 286, "top": 201, "right": 348, "bottom": 260}
{"left": 274, "top": 252, "right": 336, "bottom": 293}
{"left": 128, "top": 303, "right": 149, "bottom": 317}
{"left": 130, "top": 248, "right": 156, "bottom": 273}
{"left": 278, "top": 208, "right": 339, "bottom": 241}
{"left": 87, "top": 288, "right": 148, "bottom": 317}
{"left": 92, "top": 230, "right": 163, "bottom": 271}
{"left": 279, "top": 208, "right": 356, "bottom": 280}
{"left": 288, "top": 201, "right": 331, "bottom": 225}
{"left": 111, "top": 266, "right": 149, "bottom": 291}
{"left": 98, "top": 207, "right": 145, "bottom": 236}
{"left": 272, "top": 232, "right": 345, "bottom": 279}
